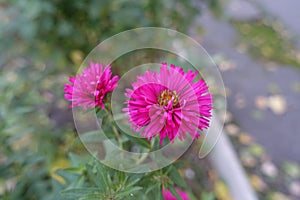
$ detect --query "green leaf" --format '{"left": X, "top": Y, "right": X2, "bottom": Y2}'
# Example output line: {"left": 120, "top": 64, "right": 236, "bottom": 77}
{"left": 168, "top": 166, "right": 186, "bottom": 189}
{"left": 61, "top": 188, "right": 100, "bottom": 199}
{"left": 78, "top": 130, "right": 109, "bottom": 143}
{"left": 152, "top": 136, "right": 161, "bottom": 150}
{"left": 127, "top": 162, "right": 153, "bottom": 173}
{"left": 14, "top": 106, "right": 34, "bottom": 114}
{"left": 78, "top": 193, "right": 104, "bottom": 200}
{"left": 68, "top": 153, "right": 90, "bottom": 167}
{"left": 124, "top": 134, "right": 150, "bottom": 149}
{"left": 63, "top": 167, "right": 84, "bottom": 174}
{"left": 201, "top": 192, "right": 215, "bottom": 200}
{"left": 55, "top": 169, "right": 79, "bottom": 185}
{"left": 126, "top": 177, "right": 141, "bottom": 188}
{"left": 167, "top": 184, "right": 182, "bottom": 200}
{"left": 150, "top": 151, "right": 170, "bottom": 168}
{"left": 7, "top": 127, "right": 34, "bottom": 144}
{"left": 86, "top": 163, "right": 108, "bottom": 191}
{"left": 145, "top": 182, "right": 159, "bottom": 194}
{"left": 115, "top": 186, "right": 143, "bottom": 199}
{"left": 156, "top": 184, "right": 164, "bottom": 200}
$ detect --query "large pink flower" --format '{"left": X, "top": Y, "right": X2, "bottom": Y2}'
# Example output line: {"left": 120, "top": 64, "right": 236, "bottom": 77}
{"left": 124, "top": 63, "right": 212, "bottom": 144}
{"left": 162, "top": 187, "right": 190, "bottom": 200}
{"left": 64, "top": 62, "right": 119, "bottom": 110}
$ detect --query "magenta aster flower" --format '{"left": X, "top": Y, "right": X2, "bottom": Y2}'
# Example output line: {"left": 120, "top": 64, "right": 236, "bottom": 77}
{"left": 64, "top": 62, "right": 119, "bottom": 110}
{"left": 162, "top": 187, "right": 190, "bottom": 200}
{"left": 124, "top": 63, "right": 212, "bottom": 144}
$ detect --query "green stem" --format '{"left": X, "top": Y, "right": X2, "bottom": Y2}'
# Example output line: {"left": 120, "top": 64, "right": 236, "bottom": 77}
{"left": 136, "top": 140, "right": 154, "bottom": 165}
{"left": 112, "top": 124, "right": 123, "bottom": 150}
{"left": 103, "top": 108, "right": 123, "bottom": 150}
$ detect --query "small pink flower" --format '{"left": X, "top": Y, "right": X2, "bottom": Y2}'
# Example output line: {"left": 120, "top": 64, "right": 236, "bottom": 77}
{"left": 124, "top": 63, "right": 212, "bottom": 144}
{"left": 162, "top": 187, "right": 190, "bottom": 200}
{"left": 64, "top": 62, "right": 119, "bottom": 110}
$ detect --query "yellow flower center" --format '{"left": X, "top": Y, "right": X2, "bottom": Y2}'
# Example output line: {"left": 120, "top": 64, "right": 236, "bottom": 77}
{"left": 158, "top": 90, "right": 179, "bottom": 107}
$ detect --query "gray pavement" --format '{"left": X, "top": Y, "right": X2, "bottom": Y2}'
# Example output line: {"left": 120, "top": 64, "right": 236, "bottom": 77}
{"left": 250, "top": 0, "right": 300, "bottom": 49}
{"left": 250, "top": 0, "right": 300, "bottom": 37}
{"left": 191, "top": 5, "right": 300, "bottom": 163}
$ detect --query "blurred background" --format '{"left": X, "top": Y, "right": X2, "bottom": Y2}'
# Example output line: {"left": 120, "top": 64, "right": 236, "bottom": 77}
{"left": 0, "top": 0, "right": 300, "bottom": 199}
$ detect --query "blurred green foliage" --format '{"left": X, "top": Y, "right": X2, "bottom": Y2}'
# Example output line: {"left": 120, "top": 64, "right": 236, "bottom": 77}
{"left": 59, "top": 156, "right": 190, "bottom": 200}
{"left": 233, "top": 20, "right": 300, "bottom": 68}
{"left": 0, "top": 0, "right": 200, "bottom": 199}
{"left": 0, "top": 58, "right": 78, "bottom": 199}
{"left": 1, "top": 0, "right": 198, "bottom": 67}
